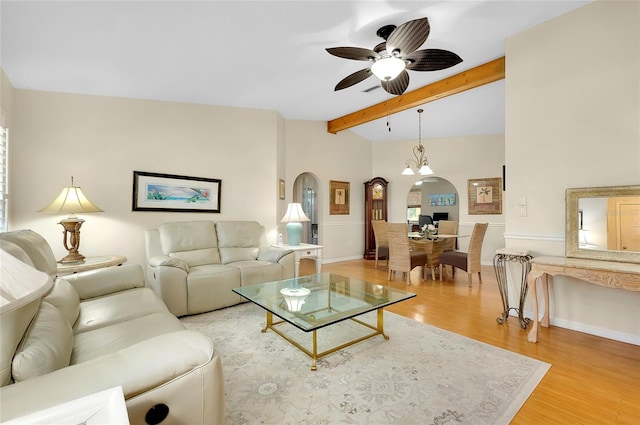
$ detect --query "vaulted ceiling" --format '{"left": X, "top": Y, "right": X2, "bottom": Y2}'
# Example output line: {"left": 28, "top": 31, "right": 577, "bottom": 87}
{"left": 0, "top": 1, "right": 591, "bottom": 142}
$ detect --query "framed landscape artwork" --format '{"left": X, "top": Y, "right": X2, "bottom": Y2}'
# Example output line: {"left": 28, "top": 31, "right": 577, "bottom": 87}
{"left": 132, "top": 171, "right": 221, "bottom": 212}
{"left": 329, "top": 180, "right": 350, "bottom": 215}
{"left": 468, "top": 177, "right": 502, "bottom": 215}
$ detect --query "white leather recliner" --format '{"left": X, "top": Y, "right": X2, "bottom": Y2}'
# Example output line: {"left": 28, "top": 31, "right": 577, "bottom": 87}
{"left": 145, "top": 220, "right": 294, "bottom": 316}
{"left": 0, "top": 230, "right": 224, "bottom": 424}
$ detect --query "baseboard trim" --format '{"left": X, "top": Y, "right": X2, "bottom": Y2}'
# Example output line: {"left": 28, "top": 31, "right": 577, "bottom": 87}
{"left": 322, "top": 255, "right": 362, "bottom": 264}
{"left": 519, "top": 310, "right": 640, "bottom": 346}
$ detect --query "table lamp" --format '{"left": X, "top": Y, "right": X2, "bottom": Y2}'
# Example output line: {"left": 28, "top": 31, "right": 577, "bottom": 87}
{"left": 280, "top": 203, "right": 310, "bottom": 246}
{"left": 38, "top": 177, "right": 103, "bottom": 263}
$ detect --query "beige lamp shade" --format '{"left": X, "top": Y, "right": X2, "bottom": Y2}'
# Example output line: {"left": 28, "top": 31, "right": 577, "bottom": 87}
{"left": 39, "top": 186, "right": 103, "bottom": 215}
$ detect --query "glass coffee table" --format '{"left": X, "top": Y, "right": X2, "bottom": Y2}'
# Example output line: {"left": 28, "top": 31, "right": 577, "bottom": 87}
{"left": 233, "top": 272, "right": 416, "bottom": 370}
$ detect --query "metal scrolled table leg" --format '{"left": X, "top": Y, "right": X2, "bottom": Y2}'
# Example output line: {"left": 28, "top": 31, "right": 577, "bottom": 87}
{"left": 493, "top": 249, "right": 533, "bottom": 329}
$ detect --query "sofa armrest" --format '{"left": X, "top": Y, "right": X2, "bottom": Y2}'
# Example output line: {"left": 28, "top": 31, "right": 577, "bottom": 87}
{"left": 0, "top": 330, "right": 222, "bottom": 423}
{"left": 257, "top": 247, "right": 293, "bottom": 263}
{"left": 63, "top": 264, "right": 145, "bottom": 300}
{"left": 148, "top": 255, "right": 189, "bottom": 272}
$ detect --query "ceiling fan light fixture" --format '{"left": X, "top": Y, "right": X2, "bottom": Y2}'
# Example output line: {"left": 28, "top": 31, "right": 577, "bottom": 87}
{"left": 371, "top": 57, "right": 405, "bottom": 81}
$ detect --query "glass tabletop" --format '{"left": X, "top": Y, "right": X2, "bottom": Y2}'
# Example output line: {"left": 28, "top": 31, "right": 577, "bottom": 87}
{"left": 233, "top": 272, "right": 416, "bottom": 332}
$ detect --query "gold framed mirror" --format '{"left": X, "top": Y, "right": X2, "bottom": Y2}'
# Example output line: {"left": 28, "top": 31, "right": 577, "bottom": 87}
{"left": 565, "top": 185, "right": 640, "bottom": 263}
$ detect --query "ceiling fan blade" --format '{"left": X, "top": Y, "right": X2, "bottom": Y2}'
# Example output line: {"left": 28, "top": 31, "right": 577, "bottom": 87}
{"left": 326, "top": 47, "right": 379, "bottom": 61}
{"left": 386, "top": 17, "right": 430, "bottom": 57}
{"left": 381, "top": 70, "right": 409, "bottom": 95}
{"left": 405, "top": 49, "right": 463, "bottom": 71}
{"left": 334, "top": 68, "right": 374, "bottom": 91}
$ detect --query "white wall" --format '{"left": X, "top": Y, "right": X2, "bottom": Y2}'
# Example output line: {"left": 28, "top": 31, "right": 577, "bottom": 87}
{"left": 506, "top": 0, "right": 640, "bottom": 344}
{"left": 373, "top": 133, "right": 506, "bottom": 263}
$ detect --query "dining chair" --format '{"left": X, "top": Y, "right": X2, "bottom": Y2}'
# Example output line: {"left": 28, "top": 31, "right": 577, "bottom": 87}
{"left": 437, "top": 220, "right": 459, "bottom": 251}
{"left": 410, "top": 238, "right": 447, "bottom": 280}
{"left": 439, "top": 222, "right": 489, "bottom": 287}
{"left": 387, "top": 223, "right": 428, "bottom": 285}
{"left": 371, "top": 220, "right": 389, "bottom": 268}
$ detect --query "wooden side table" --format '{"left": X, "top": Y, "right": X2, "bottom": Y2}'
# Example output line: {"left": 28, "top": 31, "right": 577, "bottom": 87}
{"left": 57, "top": 255, "right": 127, "bottom": 276}
{"left": 273, "top": 243, "right": 323, "bottom": 277}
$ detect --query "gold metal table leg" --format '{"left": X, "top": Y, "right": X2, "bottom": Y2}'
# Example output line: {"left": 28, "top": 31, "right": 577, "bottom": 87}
{"left": 262, "top": 308, "right": 389, "bottom": 370}
{"left": 262, "top": 311, "right": 273, "bottom": 333}
{"left": 311, "top": 331, "right": 317, "bottom": 371}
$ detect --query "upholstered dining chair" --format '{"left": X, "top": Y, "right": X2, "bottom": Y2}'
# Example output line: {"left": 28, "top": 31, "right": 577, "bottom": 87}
{"left": 387, "top": 223, "right": 428, "bottom": 285}
{"left": 437, "top": 220, "right": 459, "bottom": 251}
{"left": 371, "top": 220, "right": 389, "bottom": 268}
{"left": 439, "top": 222, "right": 489, "bottom": 287}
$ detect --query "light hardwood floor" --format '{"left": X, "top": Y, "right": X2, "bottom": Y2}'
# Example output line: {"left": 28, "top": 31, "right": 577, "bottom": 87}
{"left": 299, "top": 258, "right": 640, "bottom": 424}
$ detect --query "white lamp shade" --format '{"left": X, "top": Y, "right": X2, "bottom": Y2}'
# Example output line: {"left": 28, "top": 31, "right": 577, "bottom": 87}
{"left": 39, "top": 186, "right": 103, "bottom": 215}
{"left": 371, "top": 57, "right": 406, "bottom": 81}
{"left": 280, "top": 203, "right": 310, "bottom": 223}
{"left": 401, "top": 166, "right": 415, "bottom": 175}
{"left": 418, "top": 164, "right": 434, "bottom": 175}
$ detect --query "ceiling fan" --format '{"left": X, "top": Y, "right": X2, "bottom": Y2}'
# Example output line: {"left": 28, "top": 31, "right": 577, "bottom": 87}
{"left": 326, "top": 17, "right": 463, "bottom": 95}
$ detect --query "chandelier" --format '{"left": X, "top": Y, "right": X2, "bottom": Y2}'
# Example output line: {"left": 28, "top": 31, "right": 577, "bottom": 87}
{"left": 401, "top": 109, "right": 434, "bottom": 176}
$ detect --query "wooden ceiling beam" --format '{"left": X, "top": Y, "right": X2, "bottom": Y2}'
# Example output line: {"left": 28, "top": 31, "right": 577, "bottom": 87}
{"left": 327, "top": 56, "right": 505, "bottom": 134}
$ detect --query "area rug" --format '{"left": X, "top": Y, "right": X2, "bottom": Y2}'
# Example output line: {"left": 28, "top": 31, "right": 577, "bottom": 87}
{"left": 181, "top": 303, "right": 550, "bottom": 425}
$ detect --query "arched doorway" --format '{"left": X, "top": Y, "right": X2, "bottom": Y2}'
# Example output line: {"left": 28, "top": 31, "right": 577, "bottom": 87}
{"left": 406, "top": 176, "right": 459, "bottom": 230}
{"left": 293, "top": 173, "right": 319, "bottom": 244}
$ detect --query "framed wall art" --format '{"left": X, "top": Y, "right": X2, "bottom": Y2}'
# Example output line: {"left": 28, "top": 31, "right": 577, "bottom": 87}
{"left": 329, "top": 180, "right": 350, "bottom": 215}
{"left": 468, "top": 177, "right": 502, "bottom": 215}
{"left": 428, "top": 193, "right": 456, "bottom": 206}
{"left": 132, "top": 171, "right": 221, "bottom": 213}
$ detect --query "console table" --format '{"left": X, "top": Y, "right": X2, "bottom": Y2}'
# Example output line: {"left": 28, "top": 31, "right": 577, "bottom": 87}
{"left": 527, "top": 256, "right": 640, "bottom": 343}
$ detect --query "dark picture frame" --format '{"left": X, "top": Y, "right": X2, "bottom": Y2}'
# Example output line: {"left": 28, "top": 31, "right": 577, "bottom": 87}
{"left": 132, "top": 171, "right": 221, "bottom": 213}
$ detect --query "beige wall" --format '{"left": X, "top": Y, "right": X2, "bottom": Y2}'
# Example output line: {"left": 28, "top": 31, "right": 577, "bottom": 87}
{"left": 285, "top": 120, "right": 372, "bottom": 261}
{"left": 9, "top": 90, "right": 283, "bottom": 267}
{"left": 1, "top": 69, "right": 13, "bottom": 128}
{"left": 506, "top": 0, "right": 640, "bottom": 344}
{"left": 373, "top": 133, "right": 506, "bottom": 261}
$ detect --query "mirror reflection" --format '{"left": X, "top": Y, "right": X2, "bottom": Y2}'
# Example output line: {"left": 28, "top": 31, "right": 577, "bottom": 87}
{"left": 566, "top": 185, "right": 640, "bottom": 263}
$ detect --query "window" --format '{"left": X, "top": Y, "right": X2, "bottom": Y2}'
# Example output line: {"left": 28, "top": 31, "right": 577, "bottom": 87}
{"left": 407, "top": 206, "right": 421, "bottom": 222}
{"left": 1, "top": 126, "right": 7, "bottom": 232}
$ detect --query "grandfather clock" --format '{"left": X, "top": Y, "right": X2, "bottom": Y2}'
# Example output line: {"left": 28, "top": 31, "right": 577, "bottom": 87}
{"left": 364, "top": 177, "right": 389, "bottom": 260}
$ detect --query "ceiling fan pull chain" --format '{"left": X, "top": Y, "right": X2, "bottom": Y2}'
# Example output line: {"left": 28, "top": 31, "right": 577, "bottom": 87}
{"left": 386, "top": 92, "right": 391, "bottom": 132}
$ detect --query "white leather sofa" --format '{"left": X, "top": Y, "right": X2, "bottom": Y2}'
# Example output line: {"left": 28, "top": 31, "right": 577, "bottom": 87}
{"left": 0, "top": 230, "right": 224, "bottom": 424}
{"left": 144, "top": 220, "right": 294, "bottom": 317}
